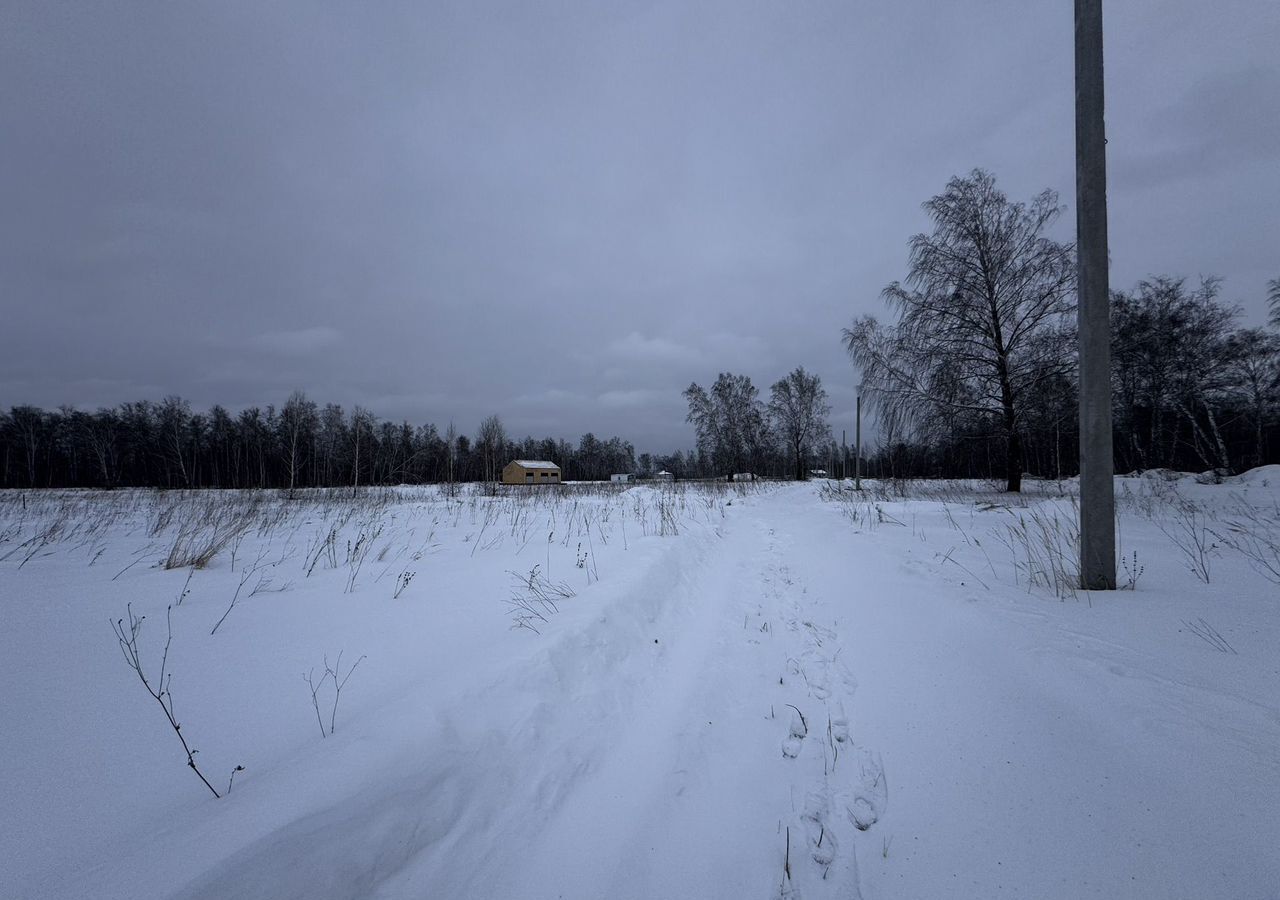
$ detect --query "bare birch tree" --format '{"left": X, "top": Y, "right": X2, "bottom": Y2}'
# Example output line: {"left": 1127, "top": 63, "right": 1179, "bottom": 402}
{"left": 9, "top": 405, "right": 45, "bottom": 487}
{"left": 279, "top": 390, "right": 318, "bottom": 496}
{"left": 844, "top": 169, "right": 1076, "bottom": 492}
{"left": 1112, "top": 276, "right": 1239, "bottom": 471}
{"left": 477, "top": 414, "right": 507, "bottom": 484}
{"left": 684, "top": 373, "right": 769, "bottom": 475}
{"left": 349, "top": 405, "right": 374, "bottom": 497}
{"left": 444, "top": 421, "right": 458, "bottom": 494}
{"left": 158, "top": 396, "right": 193, "bottom": 487}
{"left": 768, "top": 367, "right": 831, "bottom": 480}
{"left": 1225, "top": 328, "right": 1280, "bottom": 468}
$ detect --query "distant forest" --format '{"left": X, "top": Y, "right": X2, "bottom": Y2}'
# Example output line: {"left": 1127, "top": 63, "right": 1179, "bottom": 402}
{"left": 0, "top": 388, "right": 856, "bottom": 490}
{"left": 0, "top": 399, "right": 668, "bottom": 490}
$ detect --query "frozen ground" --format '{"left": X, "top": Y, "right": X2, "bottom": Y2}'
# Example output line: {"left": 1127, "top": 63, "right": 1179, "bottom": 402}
{"left": 2, "top": 473, "right": 1278, "bottom": 899}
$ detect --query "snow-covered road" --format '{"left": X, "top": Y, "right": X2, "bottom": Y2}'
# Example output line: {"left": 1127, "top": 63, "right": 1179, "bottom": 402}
{"left": 5, "top": 481, "right": 1279, "bottom": 899}
{"left": 481, "top": 495, "right": 886, "bottom": 900}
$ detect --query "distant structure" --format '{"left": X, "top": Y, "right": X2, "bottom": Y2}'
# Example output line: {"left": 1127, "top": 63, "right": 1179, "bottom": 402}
{"left": 610, "top": 473, "right": 633, "bottom": 483}
{"left": 501, "top": 460, "right": 561, "bottom": 485}
{"left": 655, "top": 470, "right": 675, "bottom": 482}
{"left": 732, "top": 473, "right": 756, "bottom": 482}
{"left": 809, "top": 469, "right": 828, "bottom": 479}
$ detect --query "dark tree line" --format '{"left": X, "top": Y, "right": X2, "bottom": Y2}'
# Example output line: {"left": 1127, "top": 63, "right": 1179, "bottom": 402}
{"left": 0, "top": 393, "right": 645, "bottom": 490}
{"left": 1110, "top": 276, "right": 1279, "bottom": 474}
{"left": 847, "top": 170, "right": 1280, "bottom": 487}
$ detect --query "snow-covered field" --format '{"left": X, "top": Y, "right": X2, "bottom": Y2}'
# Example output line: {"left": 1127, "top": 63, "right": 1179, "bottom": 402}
{"left": 3, "top": 473, "right": 1278, "bottom": 899}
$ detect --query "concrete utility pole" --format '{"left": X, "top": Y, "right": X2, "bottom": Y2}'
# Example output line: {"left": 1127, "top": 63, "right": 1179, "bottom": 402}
{"left": 1075, "top": 0, "right": 1116, "bottom": 589}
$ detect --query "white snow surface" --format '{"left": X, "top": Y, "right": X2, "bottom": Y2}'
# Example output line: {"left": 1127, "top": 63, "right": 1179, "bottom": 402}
{"left": 2, "top": 476, "right": 1278, "bottom": 899}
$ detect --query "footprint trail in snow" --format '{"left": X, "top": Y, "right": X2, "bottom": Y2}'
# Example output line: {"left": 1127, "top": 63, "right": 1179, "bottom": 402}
{"left": 754, "top": 525, "right": 888, "bottom": 900}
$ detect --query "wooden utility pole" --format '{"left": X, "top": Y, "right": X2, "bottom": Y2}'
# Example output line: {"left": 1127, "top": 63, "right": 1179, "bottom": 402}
{"left": 1075, "top": 0, "right": 1116, "bottom": 589}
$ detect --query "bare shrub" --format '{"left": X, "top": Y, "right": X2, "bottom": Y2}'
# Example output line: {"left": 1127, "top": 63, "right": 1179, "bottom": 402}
{"left": 1213, "top": 499, "right": 1280, "bottom": 586}
{"left": 111, "top": 604, "right": 240, "bottom": 798}
{"left": 504, "top": 565, "right": 576, "bottom": 633}
{"left": 304, "top": 651, "right": 366, "bottom": 738}
{"left": 210, "top": 547, "right": 282, "bottom": 635}
{"left": 1155, "top": 498, "right": 1218, "bottom": 584}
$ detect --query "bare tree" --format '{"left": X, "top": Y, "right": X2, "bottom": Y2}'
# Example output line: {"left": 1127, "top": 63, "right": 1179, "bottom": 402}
{"left": 157, "top": 396, "right": 193, "bottom": 487}
{"left": 279, "top": 390, "right": 318, "bottom": 496}
{"left": 349, "top": 406, "right": 374, "bottom": 497}
{"left": 443, "top": 421, "right": 458, "bottom": 495}
{"left": 77, "top": 408, "right": 120, "bottom": 487}
{"left": 1268, "top": 277, "right": 1280, "bottom": 330}
{"left": 684, "top": 373, "right": 770, "bottom": 475}
{"left": 477, "top": 414, "right": 506, "bottom": 484}
{"left": 844, "top": 169, "right": 1076, "bottom": 492}
{"left": 1224, "top": 327, "right": 1280, "bottom": 468}
{"left": 1112, "top": 276, "right": 1239, "bottom": 471}
{"left": 317, "top": 403, "right": 346, "bottom": 486}
{"left": 9, "top": 405, "right": 45, "bottom": 487}
{"left": 768, "top": 367, "right": 831, "bottom": 480}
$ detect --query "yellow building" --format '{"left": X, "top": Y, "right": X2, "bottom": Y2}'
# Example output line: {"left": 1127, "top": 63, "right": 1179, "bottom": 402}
{"left": 501, "top": 460, "right": 562, "bottom": 485}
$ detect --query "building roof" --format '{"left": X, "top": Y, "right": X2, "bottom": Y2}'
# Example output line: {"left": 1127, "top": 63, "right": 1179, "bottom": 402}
{"left": 511, "top": 460, "right": 560, "bottom": 470}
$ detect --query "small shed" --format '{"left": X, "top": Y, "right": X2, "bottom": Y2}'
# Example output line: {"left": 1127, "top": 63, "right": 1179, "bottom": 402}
{"left": 610, "top": 473, "right": 633, "bottom": 483}
{"left": 502, "top": 460, "right": 561, "bottom": 485}
{"left": 655, "top": 470, "right": 674, "bottom": 482}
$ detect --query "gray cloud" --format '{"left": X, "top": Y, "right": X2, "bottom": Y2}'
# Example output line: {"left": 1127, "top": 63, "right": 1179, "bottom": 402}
{"left": 1112, "top": 66, "right": 1280, "bottom": 189}
{"left": 242, "top": 327, "right": 344, "bottom": 357}
{"left": 1, "top": 0, "right": 1276, "bottom": 452}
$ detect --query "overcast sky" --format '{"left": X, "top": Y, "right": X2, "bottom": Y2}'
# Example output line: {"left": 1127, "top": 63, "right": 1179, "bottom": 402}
{"left": 2, "top": 0, "right": 1277, "bottom": 452}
